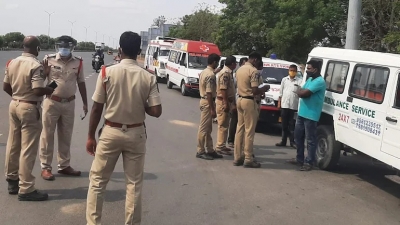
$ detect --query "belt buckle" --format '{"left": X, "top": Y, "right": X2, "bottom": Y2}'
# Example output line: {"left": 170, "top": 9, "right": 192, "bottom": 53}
{"left": 121, "top": 124, "right": 128, "bottom": 132}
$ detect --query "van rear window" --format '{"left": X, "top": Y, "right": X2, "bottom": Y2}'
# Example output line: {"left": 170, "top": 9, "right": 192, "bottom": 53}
{"left": 349, "top": 65, "right": 389, "bottom": 104}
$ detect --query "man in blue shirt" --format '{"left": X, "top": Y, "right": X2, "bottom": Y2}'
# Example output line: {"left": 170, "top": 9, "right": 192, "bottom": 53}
{"left": 287, "top": 60, "right": 326, "bottom": 171}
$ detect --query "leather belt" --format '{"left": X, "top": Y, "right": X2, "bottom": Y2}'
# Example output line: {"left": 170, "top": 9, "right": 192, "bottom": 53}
{"left": 201, "top": 96, "right": 216, "bottom": 101}
{"left": 12, "top": 98, "right": 40, "bottom": 105}
{"left": 48, "top": 95, "right": 75, "bottom": 103}
{"left": 105, "top": 120, "right": 143, "bottom": 128}
{"left": 216, "top": 96, "right": 235, "bottom": 103}
{"left": 239, "top": 95, "right": 254, "bottom": 100}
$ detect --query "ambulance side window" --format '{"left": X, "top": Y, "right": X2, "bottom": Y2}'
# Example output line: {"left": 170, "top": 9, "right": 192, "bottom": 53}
{"left": 349, "top": 65, "right": 389, "bottom": 104}
{"left": 324, "top": 61, "right": 349, "bottom": 93}
{"left": 169, "top": 51, "right": 177, "bottom": 63}
{"left": 393, "top": 74, "right": 400, "bottom": 109}
{"left": 175, "top": 52, "right": 182, "bottom": 64}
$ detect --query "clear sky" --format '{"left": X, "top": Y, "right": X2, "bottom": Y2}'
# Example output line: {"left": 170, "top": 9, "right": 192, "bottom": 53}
{"left": 0, "top": 0, "right": 223, "bottom": 46}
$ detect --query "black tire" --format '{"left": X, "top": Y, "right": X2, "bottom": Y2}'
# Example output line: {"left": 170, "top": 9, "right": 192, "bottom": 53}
{"left": 316, "top": 125, "right": 341, "bottom": 170}
{"left": 166, "top": 76, "right": 173, "bottom": 89}
{"left": 181, "top": 81, "right": 189, "bottom": 96}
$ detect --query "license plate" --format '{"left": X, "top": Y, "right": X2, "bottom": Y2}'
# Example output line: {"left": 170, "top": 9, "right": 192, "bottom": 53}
{"left": 278, "top": 117, "right": 282, "bottom": 123}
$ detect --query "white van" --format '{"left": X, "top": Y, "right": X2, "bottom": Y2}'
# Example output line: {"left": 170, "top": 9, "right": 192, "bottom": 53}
{"left": 306, "top": 47, "right": 400, "bottom": 182}
{"left": 144, "top": 36, "right": 175, "bottom": 80}
{"left": 165, "top": 39, "right": 221, "bottom": 96}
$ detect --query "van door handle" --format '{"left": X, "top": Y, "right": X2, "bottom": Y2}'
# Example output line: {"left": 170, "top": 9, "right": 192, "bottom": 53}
{"left": 386, "top": 116, "right": 398, "bottom": 123}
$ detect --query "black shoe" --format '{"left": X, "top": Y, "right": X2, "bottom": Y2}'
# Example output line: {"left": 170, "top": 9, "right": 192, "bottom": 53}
{"left": 233, "top": 158, "right": 244, "bottom": 166}
{"left": 196, "top": 152, "right": 214, "bottom": 160}
{"left": 290, "top": 143, "right": 296, "bottom": 148}
{"left": 207, "top": 151, "right": 223, "bottom": 159}
{"left": 243, "top": 161, "right": 261, "bottom": 168}
{"left": 18, "top": 190, "right": 49, "bottom": 201}
{"left": 275, "top": 142, "right": 286, "bottom": 147}
{"left": 299, "top": 163, "right": 313, "bottom": 171}
{"left": 7, "top": 179, "right": 19, "bottom": 195}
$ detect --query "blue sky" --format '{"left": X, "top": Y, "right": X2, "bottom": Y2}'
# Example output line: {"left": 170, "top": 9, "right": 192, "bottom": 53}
{"left": 0, "top": 0, "right": 223, "bottom": 46}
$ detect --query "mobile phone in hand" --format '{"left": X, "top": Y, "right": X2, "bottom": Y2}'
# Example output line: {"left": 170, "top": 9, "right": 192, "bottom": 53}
{"left": 48, "top": 81, "right": 58, "bottom": 89}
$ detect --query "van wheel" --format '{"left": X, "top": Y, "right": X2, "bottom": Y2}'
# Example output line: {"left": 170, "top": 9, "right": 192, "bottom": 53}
{"left": 316, "top": 125, "right": 341, "bottom": 170}
{"left": 181, "top": 81, "right": 189, "bottom": 96}
{"left": 166, "top": 76, "right": 173, "bottom": 89}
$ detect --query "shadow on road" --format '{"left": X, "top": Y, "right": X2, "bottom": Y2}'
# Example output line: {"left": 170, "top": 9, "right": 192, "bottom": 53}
{"left": 45, "top": 172, "right": 158, "bottom": 201}
{"left": 328, "top": 156, "right": 400, "bottom": 199}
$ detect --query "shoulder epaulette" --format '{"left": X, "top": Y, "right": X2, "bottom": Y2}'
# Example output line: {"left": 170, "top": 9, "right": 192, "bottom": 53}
{"left": 46, "top": 54, "right": 57, "bottom": 58}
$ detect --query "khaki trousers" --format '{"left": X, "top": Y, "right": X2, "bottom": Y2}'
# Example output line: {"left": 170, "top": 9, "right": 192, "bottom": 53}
{"left": 215, "top": 99, "right": 230, "bottom": 150}
{"left": 196, "top": 99, "right": 214, "bottom": 153}
{"left": 4, "top": 100, "right": 42, "bottom": 194}
{"left": 234, "top": 98, "right": 260, "bottom": 162}
{"left": 86, "top": 125, "right": 147, "bottom": 225}
{"left": 39, "top": 98, "right": 75, "bottom": 170}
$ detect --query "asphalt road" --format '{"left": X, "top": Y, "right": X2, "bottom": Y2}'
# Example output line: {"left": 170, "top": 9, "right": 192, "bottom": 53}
{"left": 0, "top": 51, "right": 399, "bottom": 225}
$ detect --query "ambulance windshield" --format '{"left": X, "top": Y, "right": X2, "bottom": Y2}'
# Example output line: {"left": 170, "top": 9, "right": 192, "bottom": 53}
{"left": 260, "top": 67, "right": 289, "bottom": 84}
{"left": 188, "top": 54, "right": 208, "bottom": 69}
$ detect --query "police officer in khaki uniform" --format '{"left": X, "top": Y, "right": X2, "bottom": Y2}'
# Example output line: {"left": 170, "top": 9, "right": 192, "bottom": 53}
{"left": 39, "top": 36, "right": 88, "bottom": 180}
{"left": 86, "top": 31, "right": 162, "bottom": 225}
{"left": 3, "top": 36, "right": 53, "bottom": 201}
{"left": 196, "top": 53, "right": 223, "bottom": 160}
{"left": 234, "top": 52, "right": 269, "bottom": 168}
{"left": 215, "top": 55, "right": 237, "bottom": 155}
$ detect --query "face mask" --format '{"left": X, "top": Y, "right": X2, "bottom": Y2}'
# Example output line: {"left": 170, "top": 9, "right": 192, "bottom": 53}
{"left": 59, "top": 48, "right": 71, "bottom": 57}
{"left": 289, "top": 71, "right": 297, "bottom": 77}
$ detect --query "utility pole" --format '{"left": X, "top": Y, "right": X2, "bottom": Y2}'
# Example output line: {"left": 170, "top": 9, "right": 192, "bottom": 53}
{"left": 68, "top": 20, "right": 76, "bottom": 37}
{"left": 345, "top": 0, "right": 362, "bottom": 49}
{"left": 44, "top": 11, "right": 55, "bottom": 47}
{"left": 84, "top": 26, "right": 90, "bottom": 47}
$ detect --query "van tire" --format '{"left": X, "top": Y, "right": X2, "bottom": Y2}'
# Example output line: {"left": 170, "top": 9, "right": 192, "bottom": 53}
{"left": 181, "top": 81, "right": 189, "bottom": 96}
{"left": 166, "top": 76, "right": 173, "bottom": 89}
{"left": 316, "top": 125, "right": 341, "bottom": 170}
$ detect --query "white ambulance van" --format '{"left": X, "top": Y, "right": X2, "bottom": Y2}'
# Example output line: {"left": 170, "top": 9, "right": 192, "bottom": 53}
{"left": 307, "top": 47, "right": 400, "bottom": 182}
{"left": 165, "top": 39, "right": 221, "bottom": 96}
{"left": 144, "top": 36, "right": 175, "bottom": 80}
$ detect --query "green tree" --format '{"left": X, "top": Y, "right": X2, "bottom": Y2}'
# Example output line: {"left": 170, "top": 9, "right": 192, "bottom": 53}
{"left": 152, "top": 15, "right": 166, "bottom": 27}
{"left": 3, "top": 32, "right": 25, "bottom": 47}
{"left": 0, "top": 35, "right": 4, "bottom": 48}
{"left": 38, "top": 34, "right": 56, "bottom": 49}
{"left": 362, "top": 0, "right": 400, "bottom": 52}
{"left": 168, "top": 4, "right": 219, "bottom": 42}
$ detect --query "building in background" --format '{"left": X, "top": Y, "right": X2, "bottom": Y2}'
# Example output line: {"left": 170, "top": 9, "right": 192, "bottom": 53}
{"left": 140, "top": 31, "right": 149, "bottom": 56}
{"left": 140, "top": 24, "right": 173, "bottom": 56}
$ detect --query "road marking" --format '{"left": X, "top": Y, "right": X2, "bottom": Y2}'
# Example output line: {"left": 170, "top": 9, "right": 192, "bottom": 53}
{"left": 169, "top": 120, "right": 197, "bottom": 128}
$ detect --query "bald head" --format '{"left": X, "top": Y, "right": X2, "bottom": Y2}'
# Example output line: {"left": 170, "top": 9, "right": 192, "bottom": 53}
{"left": 23, "top": 36, "right": 40, "bottom": 49}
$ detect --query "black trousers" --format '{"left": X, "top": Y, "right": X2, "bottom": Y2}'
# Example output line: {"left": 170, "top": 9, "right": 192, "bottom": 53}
{"left": 227, "top": 110, "right": 238, "bottom": 143}
{"left": 280, "top": 108, "right": 296, "bottom": 145}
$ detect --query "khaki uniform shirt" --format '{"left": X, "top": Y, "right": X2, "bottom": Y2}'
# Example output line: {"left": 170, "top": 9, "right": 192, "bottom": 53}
{"left": 236, "top": 62, "right": 261, "bottom": 97}
{"left": 3, "top": 53, "right": 45, "bottom": 101}
{"left": 92, "top": 59, "right": 161, "bottom": 124}
{"left": 216, "top": 66, "right": 235, "bottom": 101}
{"left": 44, "top": 53, "right": 85, "bottom": 98}
{"left": 199, "top": 66, "right": 216, "bottom": 98}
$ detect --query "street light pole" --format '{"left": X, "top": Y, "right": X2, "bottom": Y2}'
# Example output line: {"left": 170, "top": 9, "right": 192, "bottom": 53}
{"left": 345, "top": 0, "right": 362, "bottom": 49}
{"left": 108, "top": 36, "right": 112, "bottom": 48}
{"left": 44, "top": 11, "right": 55, "bottom": 47}
{"left": 68, "top": 20, "right": 76, "bottom": 37}
{"left": 84, "top": 26, "right": 90, "bottom": 47}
